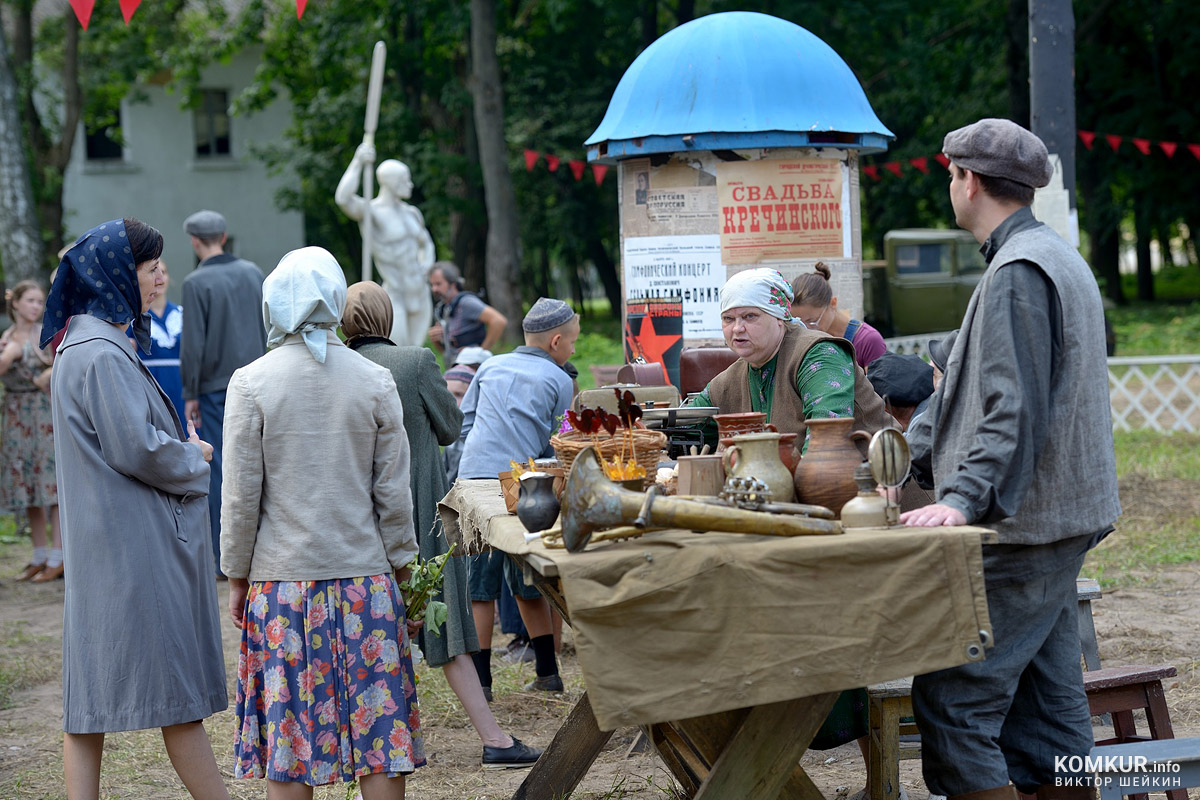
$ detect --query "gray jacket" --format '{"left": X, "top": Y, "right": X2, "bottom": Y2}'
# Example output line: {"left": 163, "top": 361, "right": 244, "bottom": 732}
{"left": 932, "top": 210, "right": 1120, "bottom": 544}
{"left": 180, "top": 253, "right": 267, "bottom": 398}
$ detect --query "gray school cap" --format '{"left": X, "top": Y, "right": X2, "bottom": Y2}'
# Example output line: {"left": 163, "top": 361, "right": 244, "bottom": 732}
{"left": 942, "top": 119, "right": 1052, "bottom": 189}
{"left": 183, "top": 209, "right": 227, "bottom": 237}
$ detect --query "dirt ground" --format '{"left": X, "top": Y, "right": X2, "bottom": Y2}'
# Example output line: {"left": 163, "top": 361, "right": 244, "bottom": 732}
{"left": 1, "top": 550, "right": 1198, "bottom": 799}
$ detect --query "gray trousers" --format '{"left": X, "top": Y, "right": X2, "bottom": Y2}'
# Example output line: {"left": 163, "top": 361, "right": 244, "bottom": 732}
{"left": 913, "top": 549, "right": 1093, "bottom": 795}
{"left": 199, "top": 390, "right": 226, "bottom": 574}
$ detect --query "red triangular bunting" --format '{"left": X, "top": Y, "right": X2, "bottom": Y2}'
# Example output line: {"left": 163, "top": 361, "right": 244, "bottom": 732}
{"left": 1189, "top": 144, "right": 1200, "bottom": 162}
{"left": 296, "top": 0, "right": 308, "bottom": 18}
{"left": 545, "top": 154, "right": 560, "bottom": 172}
{"left": 1159, "top": 142, "right": 1177, "bottom": 158}
{"left": 1078, "top": 130, "right": 1096, "bottom": 150}
{"left": 523, "top": 150, "right": 539, "bottom": 172}
{"left": 68, "top": 0, "right": 95, "bottom": 28}
{"left": 909, "top": 157, "right": 929, "bottom": 174}
{"left": 1105, "top": 134, "right": 1122, "bottom": 152}
{"left": 934, "top": 153, "right": 950, "bottom": 169}
{"left": 1132, "top": 138, "right": 1151, "bottom": 155}
{"left": 591, "top": 163, "right": 608, "bottom": 185}
{"left": 568, "top": 160, "right": 586, "bottom": 181}
{"left": 862, "top": 165, "right": 880, "bottom": 181}
{"left": 119, "top": 0, "right": 140, "bottom": 24}
{"left": 884, "top": 161, "right": 903, "bottom": 178}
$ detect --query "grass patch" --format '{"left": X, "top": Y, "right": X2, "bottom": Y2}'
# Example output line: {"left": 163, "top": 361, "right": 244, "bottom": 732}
{"left": 1084, "top": 431, "right": 1200, "bottom": 588}
{"left": 0, "top": 620, "right": 57, "bottom": 710}
{"left": 1107, "top": 301, "right": 1200, "bottom": 356}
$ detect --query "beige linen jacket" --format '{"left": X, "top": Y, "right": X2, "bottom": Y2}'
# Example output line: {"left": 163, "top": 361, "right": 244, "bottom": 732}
{"left": 220, "top": 332, "right": 417, "bottom": 581}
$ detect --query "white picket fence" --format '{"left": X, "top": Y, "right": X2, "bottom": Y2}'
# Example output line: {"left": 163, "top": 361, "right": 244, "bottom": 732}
{"left": 884, "top": 335, "right": 1200, "bottom": 433}
{"left": 1108, "top": 355, "right": 1200, "bottom": 433}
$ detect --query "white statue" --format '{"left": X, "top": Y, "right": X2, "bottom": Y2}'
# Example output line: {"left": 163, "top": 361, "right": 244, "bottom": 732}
{"left": 335, "top": 143, "right": 435, "bottom": 347}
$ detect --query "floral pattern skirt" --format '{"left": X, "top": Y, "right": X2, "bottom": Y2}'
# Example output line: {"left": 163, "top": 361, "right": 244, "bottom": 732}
{"left": 234, "top": 575, "right": 425, "bottom": 785}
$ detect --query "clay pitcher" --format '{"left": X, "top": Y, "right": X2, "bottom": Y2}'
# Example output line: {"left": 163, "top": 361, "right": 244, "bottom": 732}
{"left": 793, "top": 418, "right": 868, "bottom": 515}
{"left": 516, "top": 472, "right": 561, "bottom": 533}
{"left": 721, "top": 431, "right": 795, "bottom": 503}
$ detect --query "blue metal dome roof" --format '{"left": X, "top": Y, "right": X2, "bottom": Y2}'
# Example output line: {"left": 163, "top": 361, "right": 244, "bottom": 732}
{"left": 585, "top": 11, "right": 894, "bottom": 161}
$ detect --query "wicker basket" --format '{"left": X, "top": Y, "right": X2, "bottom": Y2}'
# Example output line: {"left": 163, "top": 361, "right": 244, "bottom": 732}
{"left": 550, "top": 429, "right": 667, "bottom": 477}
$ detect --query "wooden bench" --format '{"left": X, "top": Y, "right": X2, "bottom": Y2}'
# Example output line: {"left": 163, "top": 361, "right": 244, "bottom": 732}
{"left": 1092, "top": 738, "right": 1200, "bottom": 800}
{"left": 867, "top": 578, "right": 1181, "bottom": 800}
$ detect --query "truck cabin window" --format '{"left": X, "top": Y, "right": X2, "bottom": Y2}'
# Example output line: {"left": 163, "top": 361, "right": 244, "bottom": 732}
{"left": 895, "top": 244, "right": 952, "bottom": 276}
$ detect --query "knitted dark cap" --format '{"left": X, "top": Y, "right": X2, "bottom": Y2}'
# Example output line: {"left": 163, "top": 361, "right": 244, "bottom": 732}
{"left": 867, "top": 353, "right": 934, "bottom": 408}
{"left": 522, "top": 297, "right": 574, "bottom": 332}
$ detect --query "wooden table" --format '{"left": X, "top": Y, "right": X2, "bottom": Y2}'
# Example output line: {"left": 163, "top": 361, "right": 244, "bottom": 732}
{"left": 439, "top": 480, "right": 994, "bottom": 800}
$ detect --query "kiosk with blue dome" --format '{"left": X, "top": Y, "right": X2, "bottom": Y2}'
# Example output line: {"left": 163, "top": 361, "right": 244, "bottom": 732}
{"left": 585, "top": 11, "right": 893, "bottom": 372}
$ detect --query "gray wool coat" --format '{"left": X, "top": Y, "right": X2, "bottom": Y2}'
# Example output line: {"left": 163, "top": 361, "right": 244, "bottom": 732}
{"left": 350, "top": 340, "right": 478, "bottom": 667}
{"left": 51, "top": 315, "right": 227, "bottom": 733}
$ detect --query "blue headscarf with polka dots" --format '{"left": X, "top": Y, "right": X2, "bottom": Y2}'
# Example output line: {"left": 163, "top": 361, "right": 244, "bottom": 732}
{"left": 40, "top": 219, "right": 153, "bottom": 354}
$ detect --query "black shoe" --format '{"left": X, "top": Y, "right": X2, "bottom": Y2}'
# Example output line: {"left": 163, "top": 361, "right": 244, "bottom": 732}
{"left": 482, "top": 735, "right": 542, "bottom": 769}
{"left": 523, "top": 674, "right": 564, "bottom": 693}
{"left": 481, "top": 685, "right": 493, "bottom": 702}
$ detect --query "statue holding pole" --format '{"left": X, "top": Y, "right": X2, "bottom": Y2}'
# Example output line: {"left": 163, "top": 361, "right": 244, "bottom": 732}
{"left": 335, "top": 42, "right": 436, "bottom": 347}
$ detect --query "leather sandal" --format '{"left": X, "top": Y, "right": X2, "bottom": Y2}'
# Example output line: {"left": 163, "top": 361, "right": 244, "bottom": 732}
{"left": 16, "top": 562, "right": 46, "bottom": 581}
{"left": 31, "top": 563, "right": 65, "bottom": 583}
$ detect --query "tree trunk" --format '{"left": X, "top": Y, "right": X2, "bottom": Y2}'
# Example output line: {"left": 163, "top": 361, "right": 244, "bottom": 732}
{"left": 587, "top": 235, "right": 622, "bottom": 314}
{"left": 641, "top": 0, "right": 658, "bottom": 50}
{"left": 1134, "top": 207, "right": 1154, "bottom": 301}
{"left": 1008, "top": 0, "right": 1029, "bottom": 126}
{"left": 470, "top": 0, "right": 523, "bottom": 339}
{"left": 0, "top": 22, "right": 44, "bottom": 284}
{"left": 451, "top": 93, "right": 488, "bottom": 294}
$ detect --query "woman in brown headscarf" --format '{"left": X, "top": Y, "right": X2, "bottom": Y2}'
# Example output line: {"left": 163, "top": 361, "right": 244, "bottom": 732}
{"left": 342, "top": 282, "right": 541, "bottom": 769}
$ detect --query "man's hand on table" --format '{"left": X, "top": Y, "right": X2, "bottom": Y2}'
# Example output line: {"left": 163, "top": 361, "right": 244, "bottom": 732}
{"left": 901, "top": 503, "right": 967, "bottom": 527}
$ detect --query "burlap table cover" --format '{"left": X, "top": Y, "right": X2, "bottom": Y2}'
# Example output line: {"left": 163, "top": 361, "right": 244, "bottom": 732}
{"left": 439, "top": 479, "right": 993, "bottom": 732}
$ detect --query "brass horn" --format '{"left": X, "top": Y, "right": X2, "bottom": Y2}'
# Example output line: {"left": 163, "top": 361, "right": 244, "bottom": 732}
{"left": 559, "top": 446, "right": 841, "bottom": 552}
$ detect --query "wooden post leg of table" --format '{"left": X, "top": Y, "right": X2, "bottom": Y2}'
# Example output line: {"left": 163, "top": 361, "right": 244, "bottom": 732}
{"left": 512, "top": 691, "right": 613, "bottom": 800}
{"left": 695, "top": 692, "right": 839, "bottom": 800}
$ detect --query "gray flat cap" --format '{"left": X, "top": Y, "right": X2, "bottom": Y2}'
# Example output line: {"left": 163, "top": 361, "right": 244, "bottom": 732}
{"left": 522, "top": 297, "right": 574, "bottom": 332}
{"left": 183, "top": 209, "right": 227, "bottom": 237}
{"left": 942, "top": 118, "right": 1052, "bottom": 188}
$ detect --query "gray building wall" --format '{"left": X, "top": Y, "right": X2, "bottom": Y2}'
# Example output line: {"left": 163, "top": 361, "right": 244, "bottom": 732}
{"left": 62, "top": 48, "right": 303, "bottom": 302}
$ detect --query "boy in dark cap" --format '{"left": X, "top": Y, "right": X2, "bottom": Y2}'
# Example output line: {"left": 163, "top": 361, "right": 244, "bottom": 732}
{"left": 865, "top": 352, "right": 934, "bottom": 430}
{"left": 457, "top": 298, "right": 579, "bottom": 701}
{"left": 903, "top": 119, "right": 1118, "bottom": 800}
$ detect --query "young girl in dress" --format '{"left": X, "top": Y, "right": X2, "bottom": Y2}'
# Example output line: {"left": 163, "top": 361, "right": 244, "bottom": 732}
{"left": 0, "top": 281, "right": 62, "bottom": 582}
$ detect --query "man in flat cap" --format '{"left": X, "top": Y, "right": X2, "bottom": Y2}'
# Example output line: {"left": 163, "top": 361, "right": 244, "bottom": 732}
{"left": 902, "top": 119, "right": 1118, "bottom": 800}
{"left": 456, "top": 298, "right": 579, "bottom": 708}
{"left": 180, "top": 209, "right": 267, "bottom": 577}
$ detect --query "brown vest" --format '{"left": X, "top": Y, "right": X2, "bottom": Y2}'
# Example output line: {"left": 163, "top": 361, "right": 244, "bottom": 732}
{"left": 707, "top": 325, "right": 894, "bottom": 450}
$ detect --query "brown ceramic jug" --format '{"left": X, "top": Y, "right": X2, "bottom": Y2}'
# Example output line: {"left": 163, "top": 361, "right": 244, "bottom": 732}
{"left": 793, "top": 418, "right": 869, "bottom": 515}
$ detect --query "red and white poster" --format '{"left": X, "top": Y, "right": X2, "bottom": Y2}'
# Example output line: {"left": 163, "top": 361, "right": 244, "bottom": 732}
{"left": 717, "top": 158, "right": 844, "bottom": 265}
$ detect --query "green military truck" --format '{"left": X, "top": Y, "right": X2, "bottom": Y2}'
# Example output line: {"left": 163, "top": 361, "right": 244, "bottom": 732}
{"left": 862, "top": 229, "right": 986, "bottom": 338}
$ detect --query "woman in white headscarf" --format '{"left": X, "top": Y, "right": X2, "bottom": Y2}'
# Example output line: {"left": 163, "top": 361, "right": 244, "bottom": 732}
{"left": 221, "top": 247, "right": 423, "bottom": 799}
{"left": 691, "top": 267, "right": 891, "bottom": 452}
{"left": 690, "top": 267, "right": 892, "bottom": 785}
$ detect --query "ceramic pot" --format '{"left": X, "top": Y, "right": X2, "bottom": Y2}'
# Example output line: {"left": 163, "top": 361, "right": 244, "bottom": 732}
{"left": 793, "top": 418, "right": 868, "bottom": 515}
{"left": 676, "top": 454, "right": 725, "bottom": 496}
{"left": 516, "top": 472, "right": 561, "bottom": 533}
{"left": 721, "top": 431, "right": 795, "bottom": 503}
{"left": 713, "top": 412, "right": 767, "bottom": 450}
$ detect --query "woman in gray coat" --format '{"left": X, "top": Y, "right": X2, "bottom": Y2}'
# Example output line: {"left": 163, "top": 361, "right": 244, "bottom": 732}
{"left": 341, "top": 281, "right": 540, "bottom": 769}
{"left": 42, "top": 218, "right": 230, "bottom": 799}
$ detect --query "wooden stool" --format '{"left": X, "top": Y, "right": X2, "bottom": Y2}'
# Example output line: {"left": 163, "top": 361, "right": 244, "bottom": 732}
{"left": 867, "top": 679, "right": 919, "bottom": 800}
{"left": 1092, "top": 738, "right": 1199, "bottom": 800}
